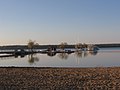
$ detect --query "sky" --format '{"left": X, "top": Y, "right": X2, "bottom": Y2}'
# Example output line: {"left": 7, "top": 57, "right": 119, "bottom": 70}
{"left": 0, "top": 0, "right": 120, "bottom": 45}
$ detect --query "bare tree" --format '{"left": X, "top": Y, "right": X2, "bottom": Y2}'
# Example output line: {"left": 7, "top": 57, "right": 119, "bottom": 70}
{"left": 83, "top": 43, "right": 88, "bottom": 48}
{"left": 59, "top": 42, "right": 68, "bottom": 50}
{"left": 27, "top": 40, "right": 35, "bottom": 52}
{"left": 75, "top": 43, "right": 82, "bottom": 50}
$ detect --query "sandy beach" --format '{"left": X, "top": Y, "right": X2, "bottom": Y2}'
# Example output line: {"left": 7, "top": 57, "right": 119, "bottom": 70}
{"left": 0, "top": 67, "right": 119, "bottom": 89}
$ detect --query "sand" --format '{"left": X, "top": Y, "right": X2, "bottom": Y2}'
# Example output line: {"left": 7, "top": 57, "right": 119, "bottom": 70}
{"left": 0, "top": 67, "right": 120, "bottom": 90}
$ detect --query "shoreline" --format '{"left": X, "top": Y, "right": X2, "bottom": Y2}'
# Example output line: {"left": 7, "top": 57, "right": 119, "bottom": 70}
{"left": 0, "top": 67, "right": 120, "bottom": 89}
{"left": 0, "top": 66, "right": 120, "bottom": 69}
{"left": 0, "top": 66, "right": 120, "bottom": 68}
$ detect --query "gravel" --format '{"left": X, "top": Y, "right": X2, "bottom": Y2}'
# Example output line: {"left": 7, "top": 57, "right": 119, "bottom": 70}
{"left": 0, "top": 67, "right": 120, "bottom": 90}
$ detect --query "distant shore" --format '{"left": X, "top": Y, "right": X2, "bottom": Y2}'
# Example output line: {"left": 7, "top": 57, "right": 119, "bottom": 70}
{"left": 0, "top": 43, "right": 120, "bottom": 50}
{"left": 0, "top": 67, "right": 120, "bottom": 89}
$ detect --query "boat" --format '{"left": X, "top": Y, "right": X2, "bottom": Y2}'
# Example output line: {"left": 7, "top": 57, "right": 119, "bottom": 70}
{"left": 87, "top": 44, "right": 99, "bottom": 51}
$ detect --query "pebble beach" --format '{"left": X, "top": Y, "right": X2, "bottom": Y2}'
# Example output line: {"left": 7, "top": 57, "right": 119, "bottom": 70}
{"left": 0, "top": 67, "right": 120, "bottom": 89}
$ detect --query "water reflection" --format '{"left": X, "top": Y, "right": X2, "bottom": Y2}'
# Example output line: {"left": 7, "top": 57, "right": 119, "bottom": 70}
{"left": 28, "top": 54, "right": 39, "bottom": 64}
{"left": 74, "top": 51, "right": 98, "bottom": 58}
{"left": 75, "top": 51, "right": 82, "bottom": 58}
{"left": 88, "top": 51, "right": 98, "bottom": 56}
{"left": 47, "top": 52, "right": 56, "bottom": 57}
{"left": 0, "top": 48, "right": 120, "bottom": 67}
{"left": 57, "top": 53, "right": 69, "bottom": 60}
{"left": 15, "top": 54, "right": 25, "bottom": 58}
{"left": 0, "top": 51, "right": 98, "bottom": 60}
{"left": 0, "top": 51, "right": 98, "bottom": 65}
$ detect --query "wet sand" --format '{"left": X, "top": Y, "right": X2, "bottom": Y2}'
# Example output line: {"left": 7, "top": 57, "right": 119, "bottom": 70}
{"left": 0, "top": 67, "right": 120, "bottom": 89}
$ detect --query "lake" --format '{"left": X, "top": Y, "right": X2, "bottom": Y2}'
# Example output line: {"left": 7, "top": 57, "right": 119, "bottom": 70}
{"left": 0, "top": 48, "right": 120, "bottom": 67}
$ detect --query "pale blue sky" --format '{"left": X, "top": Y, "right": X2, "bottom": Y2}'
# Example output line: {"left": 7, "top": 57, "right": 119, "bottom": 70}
{"left": 0, "top": 0, "right": 120, "bottom": 45}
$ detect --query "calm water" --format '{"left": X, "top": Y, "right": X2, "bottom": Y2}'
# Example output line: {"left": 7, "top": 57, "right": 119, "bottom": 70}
{"left": 0, "top": 48, "right": 120, "bottom": 67}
